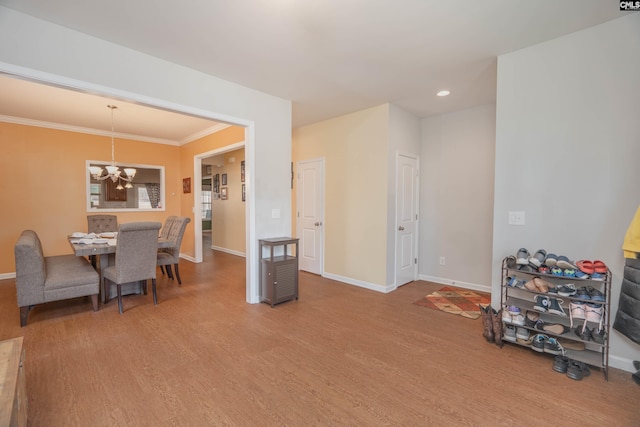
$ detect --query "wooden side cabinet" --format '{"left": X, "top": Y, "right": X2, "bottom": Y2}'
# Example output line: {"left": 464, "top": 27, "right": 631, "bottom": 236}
{"left": 0, "top": 337, "right": 27, "bottom": 427}
{"left": 259, "top": 237, "right": 299, "bottom": 307}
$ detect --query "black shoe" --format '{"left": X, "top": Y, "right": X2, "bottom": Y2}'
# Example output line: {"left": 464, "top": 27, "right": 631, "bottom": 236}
{"left": 633, "top": 360, "right": 640, "bottom": 371}
{"left": 553, "top": 356, "right": 570, "bottom": 373}
{"left": 567, "top": 361, "right": 591, "bottom": 381}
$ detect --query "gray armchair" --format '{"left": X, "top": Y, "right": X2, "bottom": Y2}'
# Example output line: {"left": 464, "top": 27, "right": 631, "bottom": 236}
{"left": 157, "top": 216, "right": 191, "bottom": 285}
{"left": 103, "top": 222, "right": 162, "bottom": 314}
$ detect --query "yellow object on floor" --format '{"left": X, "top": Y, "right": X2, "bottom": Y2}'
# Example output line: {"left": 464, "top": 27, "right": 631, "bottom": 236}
{"left": 623, "top": 205, "right": 640, "bottom": 259}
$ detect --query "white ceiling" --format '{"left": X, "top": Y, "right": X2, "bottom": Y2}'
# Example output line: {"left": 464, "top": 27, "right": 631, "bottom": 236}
{"left": 0, "top": 1, "right": 628, "bottom": 141}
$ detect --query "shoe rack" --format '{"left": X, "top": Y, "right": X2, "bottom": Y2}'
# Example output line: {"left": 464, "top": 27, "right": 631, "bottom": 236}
{"left": 500, "top": 256, "right": 611, "bottom": 380}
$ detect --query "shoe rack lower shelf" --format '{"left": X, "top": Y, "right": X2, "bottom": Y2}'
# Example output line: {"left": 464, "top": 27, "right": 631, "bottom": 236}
{"left": 502, "top": 335, "right": 605, "bottom": 368}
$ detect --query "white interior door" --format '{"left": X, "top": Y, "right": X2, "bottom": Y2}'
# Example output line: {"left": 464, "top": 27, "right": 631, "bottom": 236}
{"left": 395, "top": 154, "right": 419, "bottom": 286}
{"left": 297, "top": 159, "right": 324, "bottom": 274}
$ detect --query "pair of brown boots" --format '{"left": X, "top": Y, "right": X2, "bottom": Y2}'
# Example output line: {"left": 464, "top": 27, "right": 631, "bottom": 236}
{"left": 480, "top": 305, "right": 503, "bottom": 347}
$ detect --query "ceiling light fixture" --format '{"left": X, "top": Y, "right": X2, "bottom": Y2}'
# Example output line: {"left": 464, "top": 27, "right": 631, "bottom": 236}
{"left": 437, "top": 90, "right": 450, "bottom": 97}
{"left": 88, "top": 105, "right": 136, "bottom": 190}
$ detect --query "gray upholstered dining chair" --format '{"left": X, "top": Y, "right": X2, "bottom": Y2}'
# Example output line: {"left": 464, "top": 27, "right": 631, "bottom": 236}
{"left": 157, "top": 216, "right": 191, "bottom": 285}
{"left": 87, "top": 214, "right": 118, "bottom": 267}
{"left": 103, "top": 221, "right": 162, "bottom": 314}
{"left": 87, "top": 214, "right": 118, "bottom": 234}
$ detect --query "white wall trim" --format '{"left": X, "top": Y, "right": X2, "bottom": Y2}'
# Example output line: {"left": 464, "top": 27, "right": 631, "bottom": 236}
{"left": 211, "top": 246, "right": 247, "bottom": 258}
{"left": 0, "top": 272, "right": 16, "bottom": 280}
{"left": 322, "top": 272, "right": 396, "bottom": 293}
{"left": 419, "top": 274, "right": 492, "bottom": 294}
{"left": 609, "top": 354, "right": 636, "bottom": 374}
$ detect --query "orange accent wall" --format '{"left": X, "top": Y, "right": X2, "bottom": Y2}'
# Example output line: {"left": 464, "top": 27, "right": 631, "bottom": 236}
{"left": 0, "top": 121, "right": 244, "bottom": 274}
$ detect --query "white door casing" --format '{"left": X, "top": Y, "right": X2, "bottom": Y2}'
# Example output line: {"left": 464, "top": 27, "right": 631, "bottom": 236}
{"left": 395, "top": 153, "right": 419, "bottom": 286}
{"left": 297, "top": 159, "right": 324, "bottom": 275}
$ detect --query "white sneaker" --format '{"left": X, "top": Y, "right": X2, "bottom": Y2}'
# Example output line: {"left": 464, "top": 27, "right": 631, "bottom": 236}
{"left": 511, "top": 313, "right": 526, "bottom": 326}
{"left": 502, "top": 310, "right": 513, "bottom": 323}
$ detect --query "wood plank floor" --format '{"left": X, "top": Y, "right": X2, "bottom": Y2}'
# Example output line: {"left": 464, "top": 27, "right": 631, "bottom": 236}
{"left": 0, "top": 248, "right": 638, "bottom": 426}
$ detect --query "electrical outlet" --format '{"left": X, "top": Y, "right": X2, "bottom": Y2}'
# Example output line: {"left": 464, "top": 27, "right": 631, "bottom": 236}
{"left": 439, "top": 257, "right": 446, "bottom": 266}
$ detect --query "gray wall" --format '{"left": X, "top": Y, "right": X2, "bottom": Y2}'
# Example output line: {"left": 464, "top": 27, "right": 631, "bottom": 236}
{"left": 420, "top": 104, "right": 496, "bottom": 292}
{"left": 493, "top": 14, "right": 640, "bottom": 371}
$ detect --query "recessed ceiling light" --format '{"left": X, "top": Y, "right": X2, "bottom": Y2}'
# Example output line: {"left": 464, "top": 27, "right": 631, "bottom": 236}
{"left": 437, "top": 90, "right": 450, "bottom": 97}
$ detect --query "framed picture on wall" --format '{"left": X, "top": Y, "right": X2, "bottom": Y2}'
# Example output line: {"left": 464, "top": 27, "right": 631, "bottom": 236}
{"left": 221, "top": 187, "right": 228, "bottom": 200}
{"left": 182, "top": 177, "right": 191, "bottom": 194}
{"left": 222, "top": 173, "right": 227, "bottom": 186}
{"left": 214, "top": 173, "right": 220, "bottom": 193}
{"left": 242, "top": 184, "right": 245, "bottom": 202}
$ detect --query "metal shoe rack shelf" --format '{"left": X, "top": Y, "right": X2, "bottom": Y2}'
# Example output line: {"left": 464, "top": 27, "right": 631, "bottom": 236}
{"left": 500, "top": 257, "right": 611, "bottom": 380}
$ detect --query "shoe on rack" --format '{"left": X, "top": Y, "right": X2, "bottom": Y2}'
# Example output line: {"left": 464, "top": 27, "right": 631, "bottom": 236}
{"left": 576, "top": 286, "right": 591, "bottom": 300}
{"left": 574, "top": 325, "right": 593, "bottom": 342}
{"left": 591, "top": 327, "right": 606, "bottom": 345}
{"left": 508, "top": 305, "right": 522, "bottom": 316}
{"left": 585, "top": 304, "right": 604, "bottom": 331}
{"left": 502, "top": 309, "right": 513, "bottom": 324}
{"left": 545, "top": 253, "right": 558, "bottom": 267}
{"left": 511, "top": 313, "right": 525, "bottom": 326}
{"left": 548, "top": 298, "right": 567, "bottom": 316}
{"left": 525, "top": 311, "right": 540, "bottom": 328}
{"left": 592, "top": 260, "right": 608, "bottom": 274}
{"left": 534, "top": 277, "right": 551, "bottom": 293}
{"left": 529, "top": 249, "right": 547, "bottom": 267}
{"left": 590, "top": 272, "right": 605, "bottom": 281}
{"left": 587, "top": 286, "right": 605, "bottom": 302}
{"left": 576, "top": 260, "right": 595, "bottom": 274}
{"left": 558, "top": 338, "right": 585, "bottom": 351}
{"left": 533, "top": 295, "right": 550, "bottom": 312}
{"left": 505, "top": 255, "right": 518, "bottom": 269}
{"left": 516, "top": 327, "right": 530, "bottom": 340}
{"left": 563, "top": 268, "right": 576, "bottom": 277}
{"left": 553, "top": 356, "right": 570, "bottom": 373}
{"left": 633, "top": 361, "right": 640, "bottom": 371}
{"left": 556, "top": 256, "right": 576, "bottom": 270}
{"left": 544, "top": 337, "right": 565, "bottom": 355}
{"left": 542, "top": 323, "right": 570, "bottom": 335}
{"left": 503, "top": 325, "right": 517, "bottom": 342}
{"left": 551, "top": 266, "right": 563, "bottom": 276}
{"left": 574, "top": 270, "right": 590, "bottom": 280}
{"left": 538, "top": 265, "right": 550, "bottom": 275}
{"left": 531, "top": 334, "right": 548, "bottom": 353}
{"left": 569, "top": 302, "right": 586, "bottom": 328}
{"left": 524, "top": 279, "right": 538, "bottom": 292}
{"left": 517, "top": 335, "right": 534, "bottom": 346}
{"left": 566, "top": 361, "right": 591, "bottom": 381}
{"left": 516, "top": 248, "right": 530, "bottom": 265}
{"left": 557, "top": 283, "right": 577, "bottom": 297}
{"left": 518, "top": 265, "right": 536, "bottom": 273}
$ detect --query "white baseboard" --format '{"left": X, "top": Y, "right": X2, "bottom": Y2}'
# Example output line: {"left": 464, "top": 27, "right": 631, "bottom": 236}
{"left": 322, "top": 272, "right": 395, "bottom": 293}
{"left": 609, "top": 354, "right": 637, "bottom": 374}
{"left": 0, "top": 272, "right": 16, "bottom": 280}
{"left": 179, "top": 253, "right": 196, "bottom": 263}
{"left": 211, "top": 246, "right": 246, "bottom": 258}
{"left": 418, "top": 274, "right": 492, "bottom": 294}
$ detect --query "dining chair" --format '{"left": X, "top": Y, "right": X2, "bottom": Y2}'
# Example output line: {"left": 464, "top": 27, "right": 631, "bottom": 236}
{"left": 103, "top": 221, "right": 162, "bottom": 314}
{"left": 87, "top": 214, "right": 118, "bottom": 268}
{"left": 157, "top": 216, "right": 191, "bottom": 285}
{"left": 87, "top": 214, "right": 118, "bottom": 233}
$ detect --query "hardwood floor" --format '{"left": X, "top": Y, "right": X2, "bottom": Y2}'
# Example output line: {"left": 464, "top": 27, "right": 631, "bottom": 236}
{"left": 0, "top": 248, "right": 638, "bottom": 426}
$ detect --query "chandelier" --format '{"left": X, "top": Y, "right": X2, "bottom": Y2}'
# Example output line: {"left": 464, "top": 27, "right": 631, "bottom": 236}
{"left": 88, "top": 105, "right": 136, "bottom": 190}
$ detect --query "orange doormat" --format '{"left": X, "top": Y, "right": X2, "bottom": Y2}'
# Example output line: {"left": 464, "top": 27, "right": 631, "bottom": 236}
{"left": 413, "top": 286, "right": 491, "bottom": 319}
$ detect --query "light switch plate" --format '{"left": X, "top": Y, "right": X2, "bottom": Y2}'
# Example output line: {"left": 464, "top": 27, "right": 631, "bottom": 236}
{"left": 508, "top": 211, "right": 525, "bottom": 225}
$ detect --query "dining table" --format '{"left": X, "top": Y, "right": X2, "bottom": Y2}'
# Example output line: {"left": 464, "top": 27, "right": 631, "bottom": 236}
{"left": 68, "top": 233, "right": 174, "bottom": 303}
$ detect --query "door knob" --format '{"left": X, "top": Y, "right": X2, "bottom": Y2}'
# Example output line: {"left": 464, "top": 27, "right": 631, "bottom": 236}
{"left": 315, "top": 222, "right": 320, "bottom": 226}
{"left": 398, "top": 226, "right": 405, "bottom": 231}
